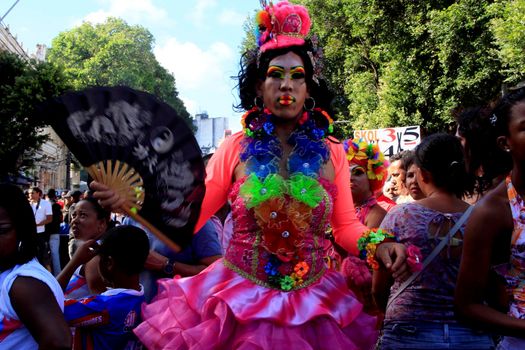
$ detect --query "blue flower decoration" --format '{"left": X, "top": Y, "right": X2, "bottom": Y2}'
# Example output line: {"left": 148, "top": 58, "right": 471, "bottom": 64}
{"left": 246, "top": 155, "right": 279, "bottom": 178}
{"left": 263, "top": 121, "right": 275, "bottom": 135}
{"left": 288, "top": 153, "right": 323, "bottom": 177}
{"left": 264, "top": 261, "right": 279, "bottom": 276}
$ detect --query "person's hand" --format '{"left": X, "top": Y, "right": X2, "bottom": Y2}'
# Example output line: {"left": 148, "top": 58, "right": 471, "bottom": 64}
{"left": 70, "top": 239, "right": 99, "bottom": 267}
{"left": 91, "top": 181, "right": 126, "bottom": 212}
{"left": 375, "top": 242, "right": 411, "bottom": 281}
{"left": 144, "top": 250, "right": 168, "bottom": 271}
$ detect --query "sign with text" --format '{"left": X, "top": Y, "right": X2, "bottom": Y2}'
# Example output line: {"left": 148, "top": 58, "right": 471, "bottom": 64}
{"left": 353, "top": 126, "right": 421, "bottom": 158}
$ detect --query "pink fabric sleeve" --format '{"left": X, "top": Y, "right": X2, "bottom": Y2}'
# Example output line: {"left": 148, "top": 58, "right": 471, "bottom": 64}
{"left": 328, "top": 139, "right": 367, "bottom": 256}
{"left": 194, "top": 132, "right": 243, "bottom": 232}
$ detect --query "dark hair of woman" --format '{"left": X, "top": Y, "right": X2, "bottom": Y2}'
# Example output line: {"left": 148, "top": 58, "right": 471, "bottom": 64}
{"left": 456, "top": 106, "right": 512, "bottom": 195}
{"left": 0, "top": 183, "right": 38, "bottom": 265}
{"left": 492, "top": 86, "right": 525, "bottom": 137}
{"left": 415, "top": 133, "right": 474, "bottom": 198}
{"left": 234, "top": 40, "right": 334, "bottom": 116}
{"left": 402, "top": 150, "right": 416, "bottom": 172}
{"left": 79, "top": 196, "right": 111, "bottom": 223}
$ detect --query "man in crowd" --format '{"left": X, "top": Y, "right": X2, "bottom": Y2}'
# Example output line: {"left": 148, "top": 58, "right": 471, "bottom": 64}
{"left": 29, "top": 186, "right": 53, "bottom": 270}
{"left": 46, "top": 189, "right": 64, "bottom": 276}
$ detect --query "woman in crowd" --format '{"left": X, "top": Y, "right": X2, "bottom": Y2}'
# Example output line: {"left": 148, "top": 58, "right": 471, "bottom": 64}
{"left": 456, "top": 87, "right": 525, "bottom": 349}
{"left": 94, "top": 1, "right": 408, "bottom": 349}
{"left": 0, "top": 183, "right": 71, "bottom": 349}
{"left": 403, "top": 151, "right": 425, "bottom": 201}
{"left": 455, "top": 107, "right": 511, "bottom": 203}
{"left": 373, "top": 133, "right": 495, "bottom": 349}
{"left": 58, "top": 196, "right": 109, "bottom": 298}
{"left": 344, "top": 138, "right": 388, "bottom": 228}
{"left": 340, "top": 138, "right": 388, "bottom": 315}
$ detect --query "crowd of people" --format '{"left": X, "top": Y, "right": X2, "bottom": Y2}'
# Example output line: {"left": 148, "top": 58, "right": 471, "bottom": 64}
{"left": 2, "top": 1, "right": 525, "bottom": 349}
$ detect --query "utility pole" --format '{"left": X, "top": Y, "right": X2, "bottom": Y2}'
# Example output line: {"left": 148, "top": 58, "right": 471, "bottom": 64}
{"left": 0, "top": 0, "right": 21, "bottom": 24}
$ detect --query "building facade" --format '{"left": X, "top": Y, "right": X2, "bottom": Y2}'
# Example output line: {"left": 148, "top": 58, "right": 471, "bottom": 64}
{"left": 193, "top": 112, "right": 231, "bottom": 155}
{"left": 1, "top": 24, "right": 68, "bottom": 191}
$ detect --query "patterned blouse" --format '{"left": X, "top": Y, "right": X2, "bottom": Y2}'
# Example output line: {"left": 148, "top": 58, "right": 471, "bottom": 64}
{"left": 380, "top": 202, "right": 467, "bottom": 323}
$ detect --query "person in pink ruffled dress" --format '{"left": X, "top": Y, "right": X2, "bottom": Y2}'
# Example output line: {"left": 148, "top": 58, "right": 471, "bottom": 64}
{"left": 93, "top": 2, "right": 409, "bottom": 349}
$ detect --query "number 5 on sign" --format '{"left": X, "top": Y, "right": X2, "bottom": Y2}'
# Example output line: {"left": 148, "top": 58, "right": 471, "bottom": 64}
{"left": 353, "top": 126, "right": 421, "bottom": 158}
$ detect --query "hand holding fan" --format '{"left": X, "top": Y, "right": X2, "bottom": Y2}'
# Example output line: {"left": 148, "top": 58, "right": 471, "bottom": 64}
{"left": 39, "top": 86, "right": 205, "bottom": 252}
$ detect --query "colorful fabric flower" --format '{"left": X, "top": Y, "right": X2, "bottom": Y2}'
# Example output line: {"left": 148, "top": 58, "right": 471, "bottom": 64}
{"left": 254, "top": 197, "right": 286, "bottom": 228}
{"left": 291, "top": 273, "right": 304, "bottom": 287}
{"left": 406, "top": 244, "right": 423, "bottom": 272}
{"left": 293, "top": 261, "right": 309, "bottom": 277}
{"left": 264, "top": 261, "right": 280, "bottom": 276}
{"left": 246, "top": 155, "right": 280, "bottom": 178}
{"left": 240, "top": 173, "right": 286, "bottom": 208}
{"left": 287, "top": 200, "right": 312, "bottom": 231}
{"left": 261, "top": 221, "right": 304, "bottom": 260}
{"left": 280, "top": 275, "right": 295, "bottom": 291}
{"left": 288, "top": 174, "right": 323, "bottom": 207}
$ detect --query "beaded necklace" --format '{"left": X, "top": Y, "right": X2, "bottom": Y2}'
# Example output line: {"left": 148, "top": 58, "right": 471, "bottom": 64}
{"left": 239, "top": 106, "right": 334, "bottom": 290}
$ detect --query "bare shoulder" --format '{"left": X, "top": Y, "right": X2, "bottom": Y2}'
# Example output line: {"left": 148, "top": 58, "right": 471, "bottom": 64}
{"left": 469, "top": 182, "right": 513, "bottom": 235}
{"left": 366, "top": 204, "right": 387, "bottom": 228}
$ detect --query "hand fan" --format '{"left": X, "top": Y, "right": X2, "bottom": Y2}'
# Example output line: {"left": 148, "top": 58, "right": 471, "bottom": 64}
{"left": 38, "top": 86, "right": 205, "bottom": 252}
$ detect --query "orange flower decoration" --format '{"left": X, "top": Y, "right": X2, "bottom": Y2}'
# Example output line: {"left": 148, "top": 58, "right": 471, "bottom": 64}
{"left": 288, "top": 200, "right": 312, "bottom": 231}
{"left": 294, "top": 261, "right": 310, "bottom": 277}
{"left": 262, "top": 222, "right": 304, "bottom": 262}
{"left": 254, "top": 197, "right": 286, "bottom": 229}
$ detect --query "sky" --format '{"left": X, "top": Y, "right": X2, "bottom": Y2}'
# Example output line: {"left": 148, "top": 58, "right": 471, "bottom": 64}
{"left": 1, "top": 0, "right": 259, "bottom": 133}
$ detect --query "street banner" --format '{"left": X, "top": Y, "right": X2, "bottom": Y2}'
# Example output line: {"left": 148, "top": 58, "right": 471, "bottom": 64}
{"left": 353, "top": 126, "right": 421, "bottom": 158}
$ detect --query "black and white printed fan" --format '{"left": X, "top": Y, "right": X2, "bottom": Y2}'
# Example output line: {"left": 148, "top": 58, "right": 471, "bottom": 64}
{"left": 38, "top": 86, "right": 205, "bottom": 252}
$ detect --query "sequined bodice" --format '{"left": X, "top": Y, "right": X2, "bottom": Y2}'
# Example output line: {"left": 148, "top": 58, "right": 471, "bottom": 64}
{"left": 223, "top": 176, "right": 336, "bottom": 291}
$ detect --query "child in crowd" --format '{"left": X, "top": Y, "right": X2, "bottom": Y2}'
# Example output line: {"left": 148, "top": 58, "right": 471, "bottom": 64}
{"left": 59, "top": 225, "right": 149, "bottom": 350}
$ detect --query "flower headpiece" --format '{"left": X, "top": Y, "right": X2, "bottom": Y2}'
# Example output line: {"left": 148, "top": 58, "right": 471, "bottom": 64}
{"left": 343, "top": 138, "right": 388, "bottom": 193}
{"left": 255, "top": 1, "right": 311, "bottom": 52}
{"left": 255, "top": 1, "right": 324, "bottom": 84}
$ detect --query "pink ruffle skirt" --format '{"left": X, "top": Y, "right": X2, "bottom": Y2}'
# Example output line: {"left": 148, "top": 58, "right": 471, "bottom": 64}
{"left": 134, "top": 260, "right": 378, "bottom": 349}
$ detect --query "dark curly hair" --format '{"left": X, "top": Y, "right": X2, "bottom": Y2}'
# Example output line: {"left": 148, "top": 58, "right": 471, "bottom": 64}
{"left": 234, "top": 40, "right": 334, "bottom": 116}
{"left": 456, "top": 106, "right": 511, "bottom": 195}
{"left": 415, "top": 133, "right": 474, "bottom": 198}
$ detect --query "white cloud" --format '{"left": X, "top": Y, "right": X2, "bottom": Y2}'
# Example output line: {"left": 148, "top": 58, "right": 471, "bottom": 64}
{"left": 188, "top": 0, "right": 217, "bottom": 26}
{"left": 154, "top": 37, "right": 233, "bottom": 91}
{"left": 218, "top": 9, "right": 246, "bottom": 26}
{"left": 80, "top": 0, "right": 168, "bottom": 25}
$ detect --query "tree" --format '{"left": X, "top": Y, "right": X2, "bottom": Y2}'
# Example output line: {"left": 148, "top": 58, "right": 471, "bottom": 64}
{"left": 0, "top": 51, "right": 70, "bottom": 177}
{"left": 489, "top": 0, "right": 525, "bottom": 86}
{"left": 295, "top": 0, "right": 505, "bottom": 135}
{"left": 46, "top": 17, "right": 192, "bottom": 128}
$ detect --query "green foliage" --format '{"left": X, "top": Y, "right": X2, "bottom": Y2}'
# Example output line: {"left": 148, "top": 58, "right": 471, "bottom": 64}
{"left": 488, "top": 0, "right": 525, "bottom": 85}
{"left": 292, "top": 0, "right": 510, "bottom": 136}
{"left": 0, "top": 51, "right": 70, "bottom": 177}
{"left": 47, "top": 17, "right": 192, "bottom": 128}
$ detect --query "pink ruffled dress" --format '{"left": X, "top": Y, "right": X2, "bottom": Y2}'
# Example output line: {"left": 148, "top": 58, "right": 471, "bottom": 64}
{"left": 134, "top": 132, "right": 378, "bottom": 350}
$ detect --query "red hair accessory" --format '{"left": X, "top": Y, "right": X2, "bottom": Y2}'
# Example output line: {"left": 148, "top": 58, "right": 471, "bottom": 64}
{"left": 256, "top": 1, "right": 311, "bottom": 52}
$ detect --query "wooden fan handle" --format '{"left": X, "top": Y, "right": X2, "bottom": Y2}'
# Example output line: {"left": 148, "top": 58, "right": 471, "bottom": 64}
{"left": 122, "top": 205, "right": 182, "bottom": 253}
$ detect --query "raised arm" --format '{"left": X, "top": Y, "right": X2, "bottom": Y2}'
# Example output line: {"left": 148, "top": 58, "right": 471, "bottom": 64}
{"left": 329, "top": 141, "right": 367, "bottom": 256}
